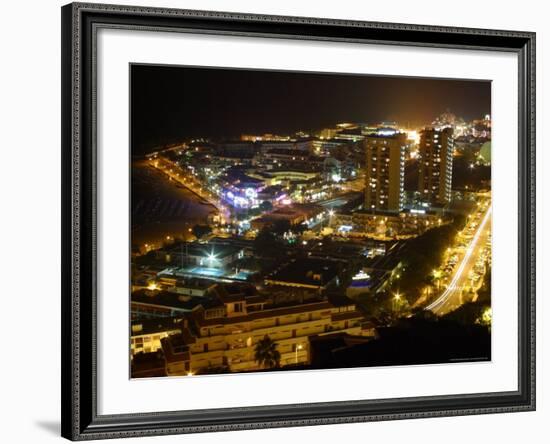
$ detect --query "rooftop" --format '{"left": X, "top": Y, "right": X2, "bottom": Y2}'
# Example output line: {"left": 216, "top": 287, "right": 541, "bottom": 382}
{"left": 131, "top": 317, "right": 183, "bottom": 336}
{"left": 265, "top": 148, "right": 310, "bottom": 156}
{"left": 163, "top": 242, "right": 242, "bottom": 259}
{"left": 194, "top": 300, "right": 335, "bottom": 327}
{"left": 266, "top": 257, "right": 341, "bottom": 288}
{"left": 156, "top": 274, "right": 218, "bottom": 289}
{"left": 212, "top": 282, "right": 259, "bottom": 304}
{"left": 131, "top": 289, "right": 209, "bottom": 311}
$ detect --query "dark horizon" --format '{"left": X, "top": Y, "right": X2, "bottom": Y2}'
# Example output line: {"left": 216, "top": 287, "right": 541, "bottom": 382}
{"left": 131, "top": 64, "right": 491, "bottom": 154}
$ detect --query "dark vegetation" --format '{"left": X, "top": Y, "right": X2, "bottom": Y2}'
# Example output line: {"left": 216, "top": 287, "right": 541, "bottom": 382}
{"left": 191, "top": 224, "right": 212, "bottom": 240}
{"left": 310, "top": 304, "right": 491, "bottom": 369}
{"left": 452, "top": 157, "right": 491, "bottom": 190}
{"left": 390, "top": 215, "right": 466, "bottom": 304}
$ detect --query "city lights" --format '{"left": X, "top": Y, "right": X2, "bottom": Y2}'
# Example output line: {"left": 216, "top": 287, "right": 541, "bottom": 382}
{"left": 480, "top": 307, "right": 492, "bottom": 326}
{"left": 426, "top": 206, "right": 492, "bottom": 313}
{"left": 207, "top": 251, "right": 218, "bottom": 263}
{"left": 131, "top": 66, "right": 492, "bottom": 378}
{"left": 146, "top": 282, "right": 159, "bottom": 291}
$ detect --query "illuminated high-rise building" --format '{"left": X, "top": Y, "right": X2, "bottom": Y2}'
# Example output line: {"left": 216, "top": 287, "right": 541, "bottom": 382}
{"left": 418, "top": 127, "right": 454, "bottom": 206}
{"left": 364, "top": 129, "right": 406, "bottom": 212}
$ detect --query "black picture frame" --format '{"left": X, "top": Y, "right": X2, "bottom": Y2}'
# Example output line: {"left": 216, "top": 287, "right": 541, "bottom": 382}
{"left": 61, "top": 2, "right": 536, "bottom": 440}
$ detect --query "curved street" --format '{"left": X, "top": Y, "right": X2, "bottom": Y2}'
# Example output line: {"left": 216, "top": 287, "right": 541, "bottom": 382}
{"left": 426, "top": 201, "right": 492, "bottom": 315}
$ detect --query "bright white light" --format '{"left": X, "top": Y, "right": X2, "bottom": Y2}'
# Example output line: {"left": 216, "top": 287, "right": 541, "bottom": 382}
{"left": 377, "top": 128, "right": 397, "bottom": 136}
{"left": 407, "top": 130, "right": 420, "bottom": 144}
{"left": 245, "top": 187, "right": 257, "bottom": 198}
{"left": 338, "top": 225, "right": 352, "bottom": 232}
{"left": 352, "top": 270, "right": 370, "bottom": 280}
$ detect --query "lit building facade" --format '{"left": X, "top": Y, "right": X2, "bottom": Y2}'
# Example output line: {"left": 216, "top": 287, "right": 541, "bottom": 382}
{"left": 130, "top": 317, "right": 183, "bottom": 356}
{"left": 332, "top": 210, "right": 446, "bottom": 239}
{"left": 418, "top": 127, "right": 454, "bottom": 206}
{"left": 161, "top": 294, "right": 370, "bottom": 375}
{"left": 260, "top": 139, "right": 313, "bottom": 155}
{"left": 364, "top": 130, "right": 407, "bottom": 212}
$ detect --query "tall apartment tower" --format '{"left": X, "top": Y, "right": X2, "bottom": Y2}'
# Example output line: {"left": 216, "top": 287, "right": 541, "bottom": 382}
{"left": 418, "top": 127, "right": 454, "bottom": 206}
{"left": 364, "top": 130, "right": 407, "bottom": 212}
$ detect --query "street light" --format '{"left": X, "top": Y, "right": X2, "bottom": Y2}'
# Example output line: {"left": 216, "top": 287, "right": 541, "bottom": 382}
{"left": 147, "top": 282, "right": 159, "bottom": 291}
{"left": 206, "top": 250, "right": 218, "bottom": 266}
{"left": 295, "top": 344, "right": 303, "bottom": 363}
{"left": 392, "top": 292, "right": 402, "bottom": 312}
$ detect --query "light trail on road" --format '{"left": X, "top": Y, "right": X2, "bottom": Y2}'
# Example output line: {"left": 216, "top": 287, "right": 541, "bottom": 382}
{"left": 425, "top": 205, "right": 492, "bottom": 313}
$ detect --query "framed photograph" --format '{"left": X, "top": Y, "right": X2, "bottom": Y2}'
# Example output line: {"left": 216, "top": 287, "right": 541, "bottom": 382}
{"left": 61, "top": 2, "right": 535, "bottom": 440}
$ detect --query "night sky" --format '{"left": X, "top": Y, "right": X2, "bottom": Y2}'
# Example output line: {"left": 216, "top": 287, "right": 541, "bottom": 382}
{"left": 131, "top": 64, "right": 491, "bottom": 154}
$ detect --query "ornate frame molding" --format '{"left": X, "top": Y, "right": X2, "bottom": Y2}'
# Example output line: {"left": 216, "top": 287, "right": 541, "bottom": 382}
{"left": 61, "top": 3, "right": 535, "bottom": 440}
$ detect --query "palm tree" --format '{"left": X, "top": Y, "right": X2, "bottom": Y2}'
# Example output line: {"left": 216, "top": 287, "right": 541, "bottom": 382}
{"left": 254, "top": 335, "right": 281, "bottom": 369}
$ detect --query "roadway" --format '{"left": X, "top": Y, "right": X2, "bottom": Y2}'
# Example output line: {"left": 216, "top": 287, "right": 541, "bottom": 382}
{"left": 425, "top": 202, "right": 492, "bottom": 315}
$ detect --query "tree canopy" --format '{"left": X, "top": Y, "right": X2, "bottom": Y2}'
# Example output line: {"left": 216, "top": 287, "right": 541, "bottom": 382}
{"left": 254, "top": 335, "right": 281, "bottom": 369}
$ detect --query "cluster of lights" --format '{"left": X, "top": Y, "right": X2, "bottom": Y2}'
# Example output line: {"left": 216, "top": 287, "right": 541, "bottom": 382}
{"left": 224, "top": 187, "right": 259, "bottom": 208}
{"left": 352, "top": 270, "right": 370, "bottom": 281}
{"left": 426, "top": 206, "right": 492, "bottom": 312}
